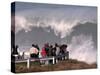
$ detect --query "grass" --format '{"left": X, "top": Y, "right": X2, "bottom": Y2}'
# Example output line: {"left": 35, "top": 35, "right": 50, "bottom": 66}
{"left": 15, "top": 59, "right": 97, "bottom": 73}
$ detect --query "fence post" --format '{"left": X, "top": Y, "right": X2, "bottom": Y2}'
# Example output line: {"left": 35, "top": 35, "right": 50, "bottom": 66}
{"left": 67, "top": 51, "right": 69, "bottom": 60}
{"left": 27, "top": 58, "right": 30, "bottom": 69}
{"left": 53, "top": 57, "right": 55, "bottom": 64}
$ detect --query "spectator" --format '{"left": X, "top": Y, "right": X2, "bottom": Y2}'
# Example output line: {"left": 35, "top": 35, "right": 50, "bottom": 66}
{"left": 41, "top": 46, "right": 47, "bottom": 64}
{"left": 41, "top": 47, "right": 47, "bottom": 57}
{"left": 12, "top": 45, "right": 19, "bottom": 55}
{"left": 60, "top": 44, "right": 68, "bottom": 60}
{"left": 30, "top": 44, "right": 39, "bottom": 58}
{"left": 52, "top": 44, "right": 56, "bottom": 57}
{"left": 35, "top": 44, "right": 40, "bottom": 58}
{"left": 45, "top": 43, "right": 49, "bottom": 56}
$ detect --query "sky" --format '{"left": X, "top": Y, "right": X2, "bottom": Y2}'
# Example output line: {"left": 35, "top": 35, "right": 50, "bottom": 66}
{"left": 11, "top": 2, "right": 97, "bottom": 64}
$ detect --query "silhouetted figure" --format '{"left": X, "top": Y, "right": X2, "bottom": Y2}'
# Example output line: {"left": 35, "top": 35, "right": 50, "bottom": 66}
{"left": 12, "top": 45, "right": 19, "bottom": 55}
{"left": 55, "top": 43, "right": 60, "bottom": 56}
{"left": 48, "top": 45, "right": 53, "bottom": 56}
{"left": 11, "top": 45, "right": 19, "bottom": 61}
{"left": 48, "top": 45, "right": 54, "bottom": 64}
{"left": 60, "top": 44, "right": 68, "bottom": 60}
{"left": 52, "top": 46, "right": 56, "bottom": 57}
{"left": 35, "top": 44, "right": 40, "bottom": 58}
{"left": 54, "top": 43, "right": 60, "bottom": 63}
{"left": 44, "top": 43, "right": 50, "bottom": 56}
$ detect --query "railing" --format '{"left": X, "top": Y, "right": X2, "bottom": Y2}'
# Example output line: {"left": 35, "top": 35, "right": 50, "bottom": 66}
{"left": 12, "top": 52, "right": 69, "bottom": 69}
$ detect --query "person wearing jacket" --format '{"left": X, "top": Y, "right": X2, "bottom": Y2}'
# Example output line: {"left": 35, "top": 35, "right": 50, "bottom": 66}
{"left": 30, "top": 44, "right": 39, "bottom": 58}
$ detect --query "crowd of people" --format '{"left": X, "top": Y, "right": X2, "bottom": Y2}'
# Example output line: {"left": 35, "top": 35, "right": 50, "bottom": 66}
{"left": 11, "top": 43, "right": 69, "bottom": 63}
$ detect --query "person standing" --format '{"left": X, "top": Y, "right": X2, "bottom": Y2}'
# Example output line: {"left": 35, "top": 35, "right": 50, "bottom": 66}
{"left": 35, "top": 44, "right": 40, "bottom": 58}
{"left": 45, "top": 43, "right": 49, "bottom": 56}
{"left": 30, "top": 44, "right": 39, "bottom": 58}
{"left": 41, "top": 47, "right": 47, "bottom": 58}
{"left": 41, "top": 46, "right": 47, "bottom": 64}
{"left": 11, "top": 45, "right": 19, "bottom": 60}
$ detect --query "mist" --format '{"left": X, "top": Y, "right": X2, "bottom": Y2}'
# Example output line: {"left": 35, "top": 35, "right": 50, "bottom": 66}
{"left": 68, "top": 34, "right": 97, "bottom": 64}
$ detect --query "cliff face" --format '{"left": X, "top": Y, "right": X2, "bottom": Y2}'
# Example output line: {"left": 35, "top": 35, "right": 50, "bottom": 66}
{"left": 15, "top": 59, "right": 97, "bottom": 73}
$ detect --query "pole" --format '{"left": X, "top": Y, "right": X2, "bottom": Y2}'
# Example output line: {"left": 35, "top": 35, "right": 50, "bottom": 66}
{"left": 53, "top": 57, "right": 55, "bottom": 64}
{"left": 27, "top": 58, "right": 30, "bottom": 69}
